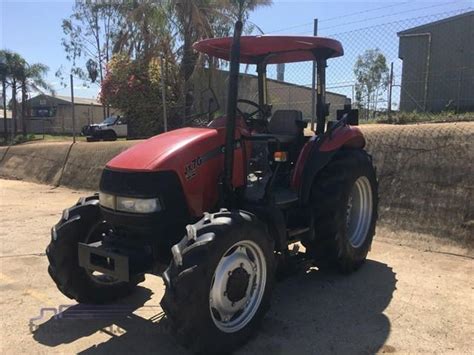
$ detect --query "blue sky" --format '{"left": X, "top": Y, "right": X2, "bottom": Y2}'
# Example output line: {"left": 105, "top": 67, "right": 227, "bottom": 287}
{"left": 1, "top": 0, "right": 472, "bottom": 102}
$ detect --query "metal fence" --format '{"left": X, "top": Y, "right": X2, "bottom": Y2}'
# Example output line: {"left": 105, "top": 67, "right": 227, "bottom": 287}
{"left": 165, "top": 8, "right": 474, "bottom": 130}
{"left": 255, "top": 9, "right": 474, "bottom": 122}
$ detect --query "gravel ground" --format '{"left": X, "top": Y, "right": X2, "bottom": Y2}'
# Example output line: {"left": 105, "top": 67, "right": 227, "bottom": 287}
{"left": 0, "top": 179, "right": 473, "bottom": 354}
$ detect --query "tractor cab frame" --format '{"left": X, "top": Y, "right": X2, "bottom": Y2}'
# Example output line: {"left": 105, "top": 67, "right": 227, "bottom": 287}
{"left": 194, "top": 32, "right": 344, "bottom": 134}
{"left": 194, "top": 25, "right": 361, "bottom": 217}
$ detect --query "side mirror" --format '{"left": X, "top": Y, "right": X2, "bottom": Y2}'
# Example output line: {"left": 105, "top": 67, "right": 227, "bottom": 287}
{"left": 337, "top": 106, "right": 359, "bottom": 126}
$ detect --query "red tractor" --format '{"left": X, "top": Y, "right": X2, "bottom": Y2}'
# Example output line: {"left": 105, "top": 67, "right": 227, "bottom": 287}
{"left": 46, "top": 20, "right": 377, "bottom": 353}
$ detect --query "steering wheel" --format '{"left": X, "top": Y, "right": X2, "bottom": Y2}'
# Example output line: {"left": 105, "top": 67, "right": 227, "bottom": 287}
{"left": 236, "top": 99, "right": 269, "bottom": 122}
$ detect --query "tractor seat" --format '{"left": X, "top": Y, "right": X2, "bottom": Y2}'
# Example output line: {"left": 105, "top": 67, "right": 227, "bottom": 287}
{"left": 267, "top": 110, "right": 305, "bottom": 143}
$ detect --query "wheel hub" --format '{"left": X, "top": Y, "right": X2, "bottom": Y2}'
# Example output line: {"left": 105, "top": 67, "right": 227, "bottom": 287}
{"left": 346, "top": 176, "right": 373, "bottom": 248}
{"left": 226, "top": 266, "right": 250, "bottom": 303}
{"left": 209, "top": 241, "right": 267, "bottom": 333}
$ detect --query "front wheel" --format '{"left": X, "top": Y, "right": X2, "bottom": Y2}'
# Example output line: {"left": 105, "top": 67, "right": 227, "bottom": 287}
{"left": 161, "top": 209, "right": 275, "bottom": 354}
{"left": 304, "top": 148, "right": 378, "bottom": 273}
{"left": 46, "top": 196, "right": 139, "bottom": 303}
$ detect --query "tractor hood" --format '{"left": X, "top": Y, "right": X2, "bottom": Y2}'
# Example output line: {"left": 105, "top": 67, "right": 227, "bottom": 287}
{"left": 103, "top": 124, "right": 247, "bottom": 216}
{"left": 106, "top": 127, "right": 223, "bottom": 172}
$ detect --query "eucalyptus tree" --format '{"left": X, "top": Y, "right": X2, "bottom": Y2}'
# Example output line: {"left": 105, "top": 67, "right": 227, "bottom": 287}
{"left": 354, "top": 48, "right": 389, "bottom": 119}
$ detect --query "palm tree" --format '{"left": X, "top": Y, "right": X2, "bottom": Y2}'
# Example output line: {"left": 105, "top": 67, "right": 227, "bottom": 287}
{"left": 6, "top": 52, "right": 26, "bottom": 136}
{"left": 171, "top": 0, "right": 271, "bottom": 121}
{"left": 0, "top": 50, "right": 9, "bottom": 141}
{"left": 18, "top": 63, "right": 53, "bottom": 136}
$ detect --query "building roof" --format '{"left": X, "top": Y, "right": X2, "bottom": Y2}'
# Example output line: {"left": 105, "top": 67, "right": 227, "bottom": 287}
{"left": 398, "top": 10, "right": 473, "bottom": 35}
{"left": 27, "top": 94, "right": 102, "bottom": 106}
{"left": 54, "top": 95, "right": 102, "bottom": 106}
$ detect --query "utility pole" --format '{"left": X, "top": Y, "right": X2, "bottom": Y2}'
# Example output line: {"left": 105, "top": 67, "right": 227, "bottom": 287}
{"left": 70, "top": 74, "right": 76, "bottom": 143}
{"left": 310, "top": 18, "right": 318, "bottom": 131}
{"left": 161, "top": 55, "right": 168, "bottom": 132}
{"left": 387, "top": 62, "right": 394, "bottom": 119}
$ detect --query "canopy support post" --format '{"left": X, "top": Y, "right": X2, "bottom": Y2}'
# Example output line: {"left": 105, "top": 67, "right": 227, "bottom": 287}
{"left": 315, "top": 58, "right": 327, "bottom": 135}
{"left": 310, "top": 18, "right": 318, "bottom": 131}
{"left": 257, "top": 62, "right": 267, "bottom": 116}
{"left": 223, "top": 20, "right": 243, "bottom": 206}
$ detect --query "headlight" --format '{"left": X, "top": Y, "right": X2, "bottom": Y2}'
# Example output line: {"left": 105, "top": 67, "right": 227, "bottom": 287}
{"left": 116, "top": 196, "right": 162, "bottom": 214}
{"left": 99, "top": 192, "right": 162, "bottom": 214}
{"left": 99, "top": 192, "right": 115, "bottom": 209}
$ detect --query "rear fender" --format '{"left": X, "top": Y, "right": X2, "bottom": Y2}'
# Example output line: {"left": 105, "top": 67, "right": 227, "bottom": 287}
{"left": 292, "top": 124, "right": 365, "bottom": 205}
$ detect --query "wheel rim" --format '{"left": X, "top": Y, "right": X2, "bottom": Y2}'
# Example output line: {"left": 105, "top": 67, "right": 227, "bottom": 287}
{"left": 346, "top": 176, "right": 373, "bottom": 248}
{"left": 209, "top": 240, "right": 267, "bottom": 333}
{"left": 84, "top": 222, "right": 121, "bottom": 285}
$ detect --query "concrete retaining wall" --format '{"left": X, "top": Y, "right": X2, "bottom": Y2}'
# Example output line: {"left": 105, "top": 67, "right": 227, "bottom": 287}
{"left": 363, "top": 122, "right": 473, "bottom": 249}
{"left": 60, "top": 141, "right": 137, "bottom": 190}
{"left": 1, "top": 122, "right": 472, "bottom": 250}
{"left": 0, "top": 142, "right": 72, "bottom": 186}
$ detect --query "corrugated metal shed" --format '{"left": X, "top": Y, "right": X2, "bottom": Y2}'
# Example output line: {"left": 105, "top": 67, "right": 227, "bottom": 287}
{"left": 398, "top": 11, "right": 474, "bottom": 112}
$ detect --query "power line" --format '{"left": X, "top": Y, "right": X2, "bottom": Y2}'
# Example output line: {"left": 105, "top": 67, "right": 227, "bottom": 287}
{"left": 316, "top": 7, "right": 472, "bottom": 37}
{"left": 319, "top": 2, "right": 411, "bottom": 23}
{"left": 317, "top": 1, "right": 462, "bottom": 32}
{"left": 266, "top": 1, "right": 417, "bottom": 34}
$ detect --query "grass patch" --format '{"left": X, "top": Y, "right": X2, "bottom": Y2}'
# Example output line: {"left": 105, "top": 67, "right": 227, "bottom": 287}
{"left": 359, "top": 111, "right": 474, "bottom": 125}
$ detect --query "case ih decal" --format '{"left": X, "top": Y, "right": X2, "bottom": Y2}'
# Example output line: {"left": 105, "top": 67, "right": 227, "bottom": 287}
{"left": 185, "top": 156, "right": 202, "bottom": 180}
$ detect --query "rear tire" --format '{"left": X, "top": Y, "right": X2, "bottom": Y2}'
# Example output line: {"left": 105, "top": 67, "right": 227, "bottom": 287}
{"left": 46, "top": 196, "right": 139, "bottom": 303}
{"left": 102, "top": 130, "right": 117, "bottom": 141}
{"left": 161, "top": 209, "right": 275, "bottom": 354}
{"left": 304, "top": 148, "right": 378, "bottom": 273}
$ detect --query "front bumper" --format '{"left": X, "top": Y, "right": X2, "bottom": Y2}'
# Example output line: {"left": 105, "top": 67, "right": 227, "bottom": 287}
{"left": 78, "top": 240, "right": 152, "bottom": 282}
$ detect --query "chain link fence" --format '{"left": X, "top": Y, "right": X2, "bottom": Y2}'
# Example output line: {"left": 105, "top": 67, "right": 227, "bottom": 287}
{"left": 182, "top": 8, "right": 473, "bottom": 127}
{"left": 262, "top": 8, "right": 473, "bottom": 123}
{"left": 2, "top": 8, "right": 472, "bottom": 144}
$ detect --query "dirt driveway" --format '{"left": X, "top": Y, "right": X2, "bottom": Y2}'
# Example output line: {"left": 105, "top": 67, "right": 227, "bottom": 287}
{"left": 0, "top": 179, "right": 473, "bottom": 354}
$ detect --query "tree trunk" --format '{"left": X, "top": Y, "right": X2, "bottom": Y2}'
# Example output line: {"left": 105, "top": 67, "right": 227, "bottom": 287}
{"left": 12, "top": 79, "right": 17, "bottom": 135}
{"left": 94, "top": 14, "right": 107, "bottom": 120}
{"left": 180, "top": 31, "right": 198, "bottom": 126}
{"left": 366, "top": 88, "right": 371, "bottom": 120}
{"left": 2, "top": 79, "right": 7, "bottom": 142}
{"left": 21, "top": 81, "right": 27, "bottom": 136}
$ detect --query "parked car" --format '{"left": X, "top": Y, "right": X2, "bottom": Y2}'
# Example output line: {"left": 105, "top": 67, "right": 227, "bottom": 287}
{"left": 81, "top": 116, "right": 127, "bottom": 141}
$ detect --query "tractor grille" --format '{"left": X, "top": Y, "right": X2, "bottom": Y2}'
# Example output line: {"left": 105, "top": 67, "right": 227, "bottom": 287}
{"left": 99, "top": 169, "right": 190, "bottom": 242}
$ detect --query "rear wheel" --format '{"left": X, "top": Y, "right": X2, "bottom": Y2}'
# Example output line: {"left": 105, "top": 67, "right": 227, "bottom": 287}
{"left": 304, "top": 149, "right": 378, "bottom": 273}
{"left": 161, "top": 209, "right": 275, "bottom": 354}
{"left": 46, "top": 196, "right": 139, "bottom": 303}
{"left": 102, "top": 130, "right": 117, "bottom": 141}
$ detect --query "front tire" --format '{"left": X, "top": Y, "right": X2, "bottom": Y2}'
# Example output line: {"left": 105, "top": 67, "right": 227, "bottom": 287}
{"left": 46, "top": 196, "right": 139, "bottom": 303}
{"left": 304, "top": 149, "right": 378, "bottom": 273}
{"left": 161, "top": 209, "right": 275, "bottom": 354}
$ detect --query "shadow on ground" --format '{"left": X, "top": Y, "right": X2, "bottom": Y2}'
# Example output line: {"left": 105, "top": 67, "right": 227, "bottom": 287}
{"left": 32, "top": 260, "right": 396, "bottom": 354}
